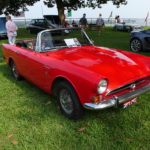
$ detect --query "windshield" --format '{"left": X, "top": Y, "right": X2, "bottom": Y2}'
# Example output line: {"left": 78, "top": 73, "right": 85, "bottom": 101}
{"left": 38, "top": 28, "right": 93, "bottom": 52}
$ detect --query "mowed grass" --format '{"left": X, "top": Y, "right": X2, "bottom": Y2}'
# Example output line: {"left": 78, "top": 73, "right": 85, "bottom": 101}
{"left": 0, "top": 28, "right": 150, "bottom": 150}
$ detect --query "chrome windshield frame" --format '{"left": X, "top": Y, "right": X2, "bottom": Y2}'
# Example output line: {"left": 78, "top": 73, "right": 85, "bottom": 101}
{"left": 35, "top": 27, "right": 94, "bottom": 53}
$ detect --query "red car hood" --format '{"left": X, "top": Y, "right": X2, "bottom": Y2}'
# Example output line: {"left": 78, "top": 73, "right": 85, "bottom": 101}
{"left": 51, "top": 46, "right": 150, "bottom": 90}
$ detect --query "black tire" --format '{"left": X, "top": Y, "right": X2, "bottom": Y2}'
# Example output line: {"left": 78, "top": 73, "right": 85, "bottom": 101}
{"left": 10, "top": 60, "right": 22, "bottom": 80}
{"left": 130, "top": 38, "right": 143, "bottom": 52}
{"left": 54, "top": 81, "right": 84, "bottom": 120}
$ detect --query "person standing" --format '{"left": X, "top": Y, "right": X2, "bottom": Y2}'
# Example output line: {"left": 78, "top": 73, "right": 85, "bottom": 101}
{"left": 6, "top": 16, "right": 18, "bottom": 45}
{"left": 115, "top": 15, "right": 121, "bottom": 24}
{"left": 96, "top": 13, "right": 105, "bottom": 31}
{"left": 79, "top": 14, "right": 88, "bottom": 29}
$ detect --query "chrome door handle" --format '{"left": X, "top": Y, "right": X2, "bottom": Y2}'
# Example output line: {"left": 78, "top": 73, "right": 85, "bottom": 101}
{"left": 43, "top": 65, "right": 50, "bottom": 69}
{"left": 16, "top": 50, "right": 20, "bottom": 54}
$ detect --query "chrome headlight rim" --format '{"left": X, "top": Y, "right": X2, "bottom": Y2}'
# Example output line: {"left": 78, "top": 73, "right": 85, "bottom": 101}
{"left": 97, "top": 79, "right": 108, "bottom": 94}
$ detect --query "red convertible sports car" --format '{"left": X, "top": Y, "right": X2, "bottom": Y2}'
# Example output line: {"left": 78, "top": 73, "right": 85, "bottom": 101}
{"left": 2, "top": 28, "right": 150, "bottom": 119}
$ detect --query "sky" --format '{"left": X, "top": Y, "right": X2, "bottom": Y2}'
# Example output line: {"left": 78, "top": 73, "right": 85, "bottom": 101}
{"left": 23, "top": 0, "right": 150, "bottom": 19}
{"left": 0, "top": 0, "right": 150, "bottom": 19}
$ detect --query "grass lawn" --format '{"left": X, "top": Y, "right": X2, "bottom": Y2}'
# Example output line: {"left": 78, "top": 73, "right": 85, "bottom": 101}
{"left": 0, "top": 28, "right": 150, "bottom": 150}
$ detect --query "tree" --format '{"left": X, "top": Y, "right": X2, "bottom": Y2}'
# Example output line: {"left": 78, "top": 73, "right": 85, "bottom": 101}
{"left": 0, "top": 0, "right": 127, "bottom": 25}
{"left": 43, "top": 0, "right": 127, "bottom": 25}
{"left": 0, "top": 0, "right": 39, "bottom": 15}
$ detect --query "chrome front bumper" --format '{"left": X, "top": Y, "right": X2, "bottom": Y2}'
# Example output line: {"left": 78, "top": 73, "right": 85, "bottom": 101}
{"left": 84, "top": 83, "right": 150, "bottom": 110}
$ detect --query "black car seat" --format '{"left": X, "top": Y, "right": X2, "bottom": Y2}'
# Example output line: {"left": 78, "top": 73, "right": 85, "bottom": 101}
{"left": 16, "top": 41, "right": 28, "bottom": 48}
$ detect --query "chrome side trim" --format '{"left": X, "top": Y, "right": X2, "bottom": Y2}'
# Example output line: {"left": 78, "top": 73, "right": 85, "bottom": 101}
{"left": 84, "top": 83, "right": 150, "bottom": 110}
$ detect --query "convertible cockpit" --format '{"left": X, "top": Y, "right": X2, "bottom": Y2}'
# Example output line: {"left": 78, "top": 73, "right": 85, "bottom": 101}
{"left": 16, "top": 40, "right": 36, "bottom": 51}
{"left": 16, "top": 28, "right": 93, "bottom": 53}
{"left": 35, "top": 28, "right": 93, "bottom": 52}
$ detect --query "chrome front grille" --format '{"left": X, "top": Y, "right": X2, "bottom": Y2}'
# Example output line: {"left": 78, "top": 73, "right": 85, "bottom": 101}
{"left": 107, "top": 76, "right": 150, "bottom": 96}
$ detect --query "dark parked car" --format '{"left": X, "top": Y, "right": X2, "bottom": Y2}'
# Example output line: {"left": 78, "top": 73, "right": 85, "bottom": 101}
{"left": 26, "top": 15, "right": 61, "bottom": 34}
{"left": 0, "top": 17, "right": 7, "bottom": 39}
{"left": 130, "top": 29, "right": 150, "bottom": 52}
{"left": 114, "top": 23, "right": 133, "bottom": 32}
{"left": 44, "top": 15, "right": 61, "bottom": 27}
{"left": 114, "top": 23, "right": 142, "bottom": 32}
{"left": 26, "top": 19, "right": 50, "bottom": 34}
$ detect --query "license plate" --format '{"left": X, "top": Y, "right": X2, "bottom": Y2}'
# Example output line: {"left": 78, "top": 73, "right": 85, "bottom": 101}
{"left": 123, "top": 98, "right": 137, "bottom": 108}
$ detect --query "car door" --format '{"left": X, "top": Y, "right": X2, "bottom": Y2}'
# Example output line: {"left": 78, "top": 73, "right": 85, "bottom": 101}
{"left": 14, "top": 46, "right": 51, "bottom": 91}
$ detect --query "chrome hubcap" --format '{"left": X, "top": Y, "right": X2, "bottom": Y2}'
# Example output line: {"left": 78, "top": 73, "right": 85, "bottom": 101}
{"left": 59, "top": 89, "right": 73, "bottom": 114}
{"left": 131, "top": 39, "right": 141, "bottom": 52}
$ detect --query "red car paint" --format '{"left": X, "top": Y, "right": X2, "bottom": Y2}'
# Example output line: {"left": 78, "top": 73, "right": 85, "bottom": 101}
{"left": 2, "top": 44, "right": 150, "bottom": 105}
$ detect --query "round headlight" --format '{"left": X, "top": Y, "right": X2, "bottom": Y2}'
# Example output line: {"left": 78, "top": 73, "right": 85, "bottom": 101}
{"left": 97, "top": 79, "right": 108, "bottom": 94}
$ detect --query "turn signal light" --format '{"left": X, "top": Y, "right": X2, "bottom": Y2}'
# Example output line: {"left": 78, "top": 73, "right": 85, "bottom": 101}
{"left": 91, "top": 95, "right": 102, "bottom": 104}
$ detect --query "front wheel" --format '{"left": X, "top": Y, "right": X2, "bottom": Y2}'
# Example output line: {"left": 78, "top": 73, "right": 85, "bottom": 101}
{"left": 55, "top": 81, "right": 83, "bottom": 120}
{"left": 130, "top": 38, "right": 143, "bottom": 52}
